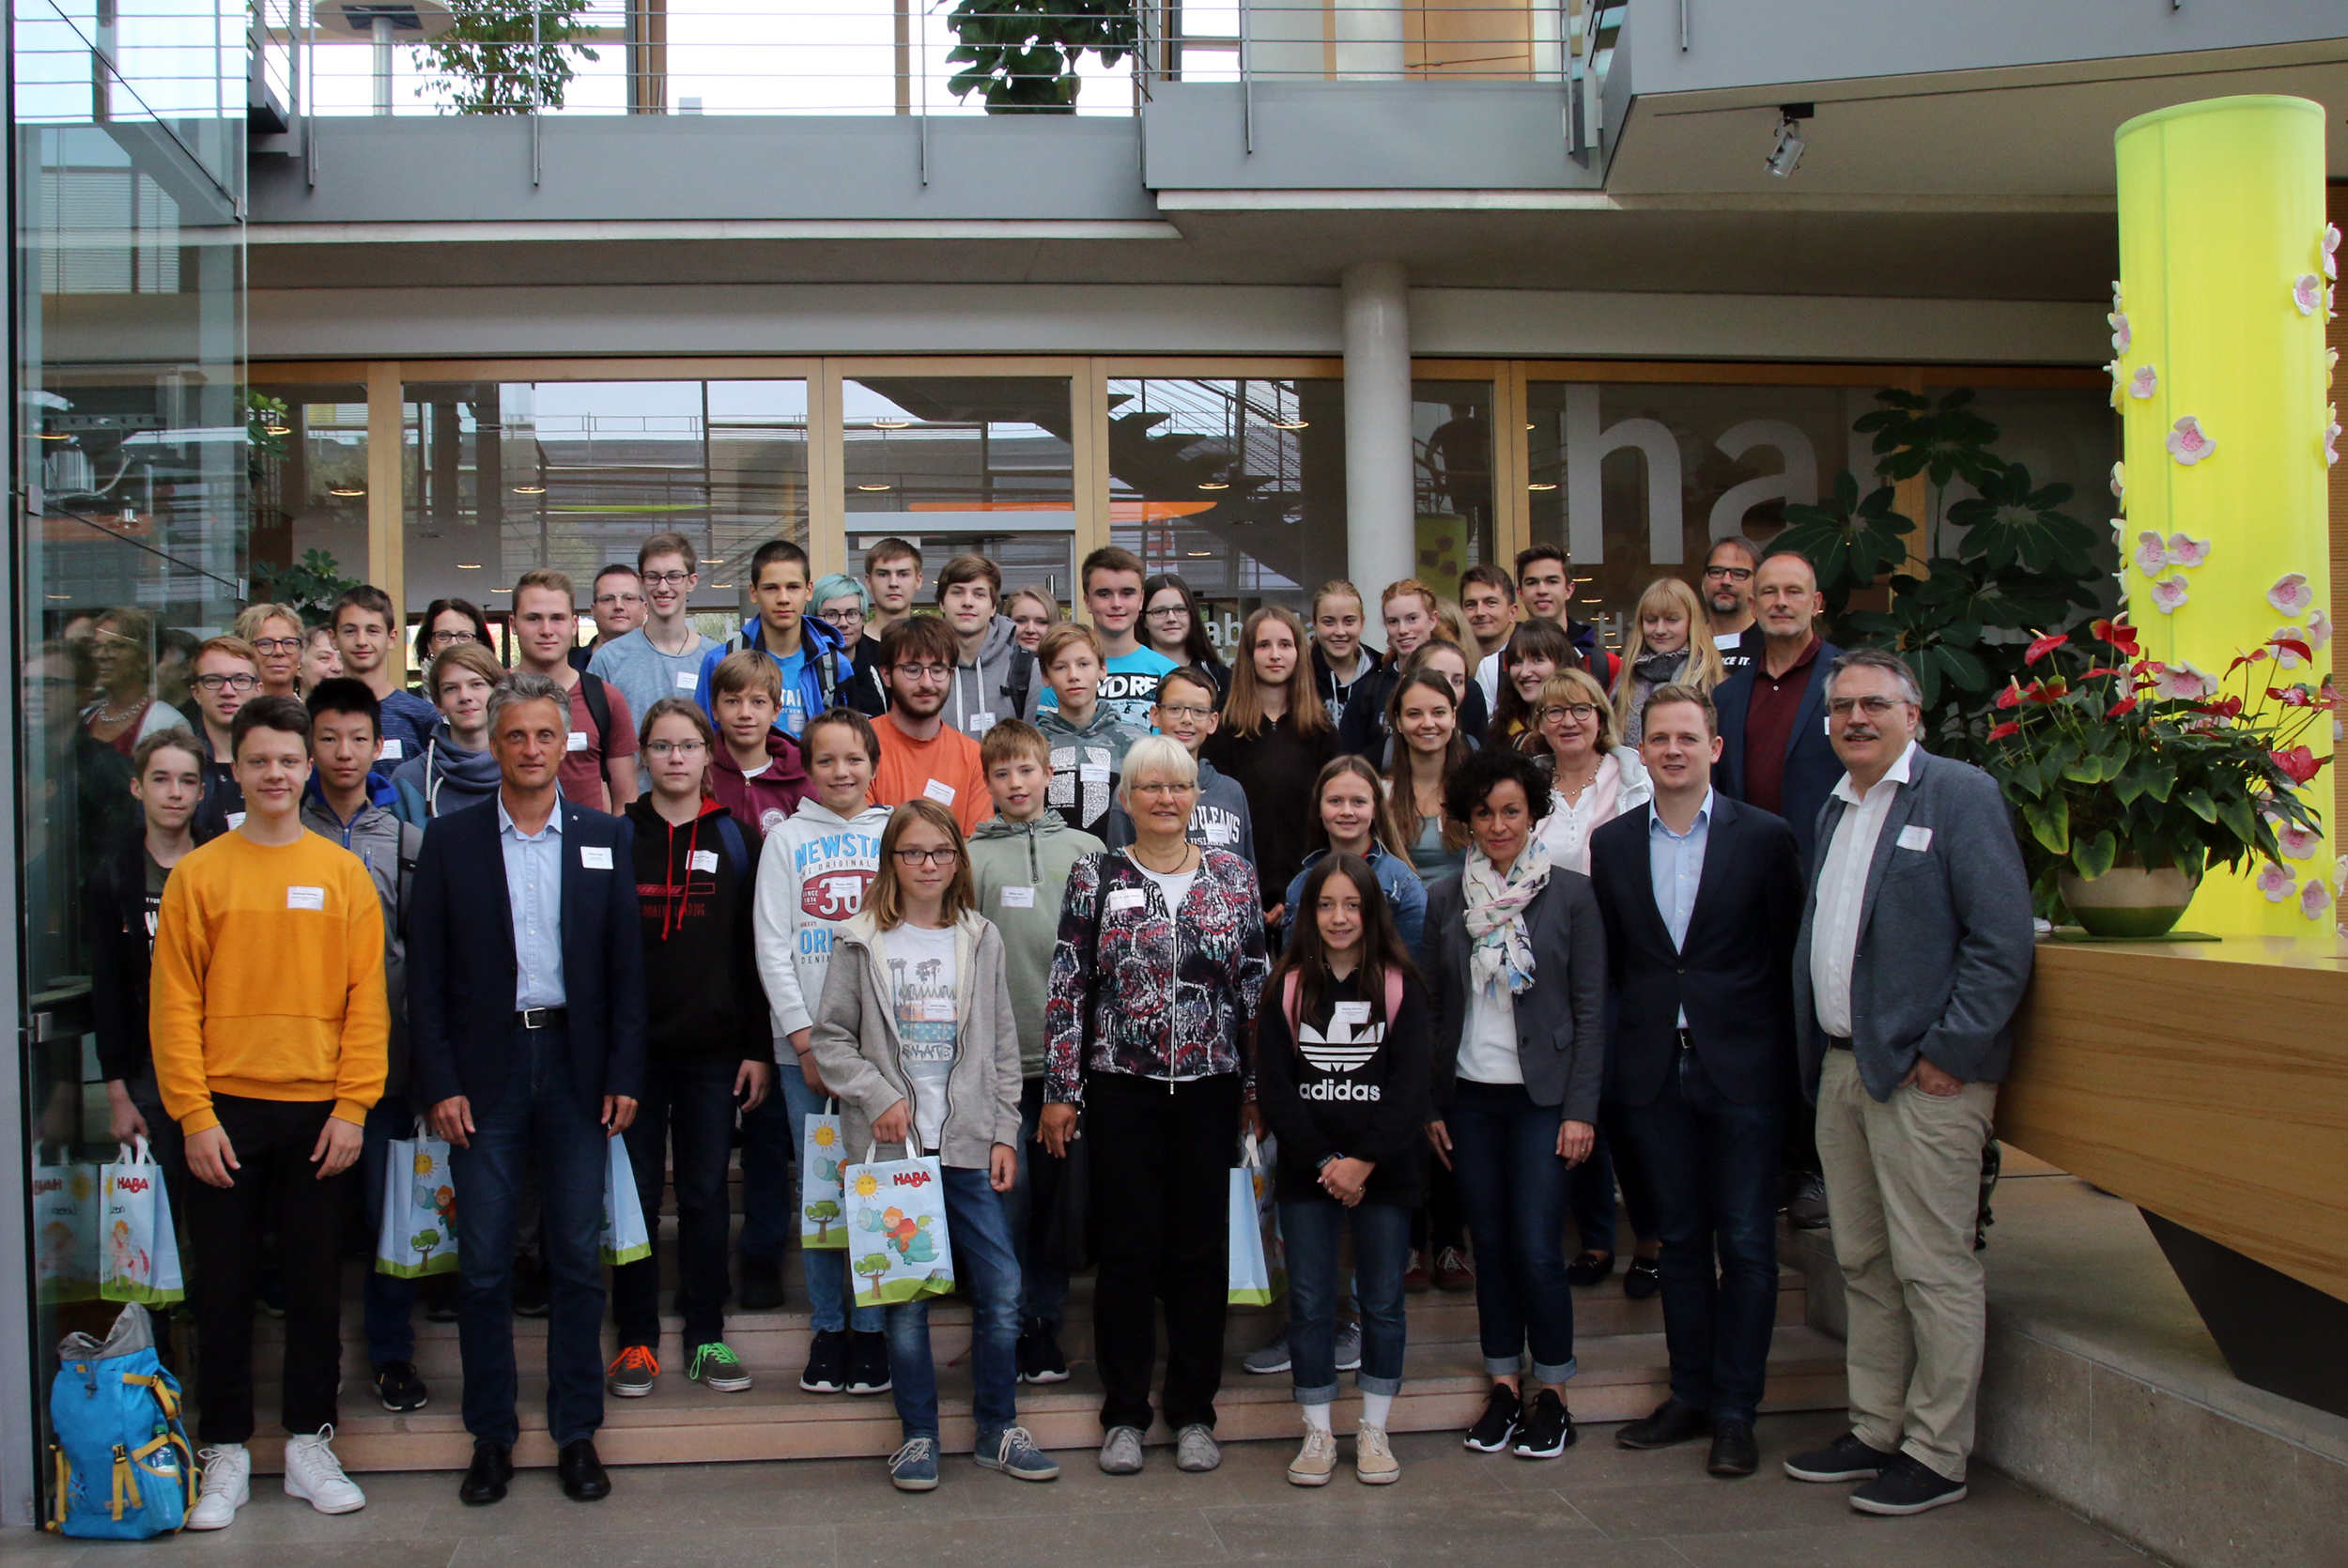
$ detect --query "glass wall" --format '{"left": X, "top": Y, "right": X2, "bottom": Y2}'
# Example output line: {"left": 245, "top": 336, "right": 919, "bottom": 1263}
{"left": 1413, "top": 377, "right": 1497, "bottom": 601}
{"left": 15, "top": 0, "right": 247, "bottom": 1516}
{"left": 249, "top": 381, "right": 369, "bottom": 610}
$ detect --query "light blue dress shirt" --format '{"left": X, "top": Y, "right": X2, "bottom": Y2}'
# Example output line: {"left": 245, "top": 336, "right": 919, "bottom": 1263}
{"left": 1648, "top": 790, "right": 1713, "bottom": 1028}
{"left": 499, "top": 795, "right": 567, "bottom": 1011}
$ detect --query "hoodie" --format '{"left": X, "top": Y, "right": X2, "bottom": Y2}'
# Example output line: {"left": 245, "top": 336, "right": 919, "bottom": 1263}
{"left": 389, "top": 723, "right": 502, "bottom": 826}
{"left": 710, "top": 726, "right": 812, "bottom": 839}
{"left": 693, "top": 611, "right": 855, "bottom": 741}
{"left": 967, "top": 812, "right": 1106, "bottom": 1076}
{"left": 626, "top": 795, "right": 768, "bottom": 1062}
{"left": 301, "top": 771, "right": 422, "bottom": 1096}
{"left": 1312, "top": 641, "right": 1383, "bottom": 730}
{"left": 750, "top": 794, "right": 895, "bottom": 1050}
{"left": 1103, "top": 754, "right": 1256, "bottom": 863}
{"left": 947, "top": 614, "right": 1043, "bottom": 736}
{"left": 1034, "top": 702, "right": 1147, "bottom": 840}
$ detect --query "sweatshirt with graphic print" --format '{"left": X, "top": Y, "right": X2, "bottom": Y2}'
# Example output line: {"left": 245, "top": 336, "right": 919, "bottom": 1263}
{"left": 750, "top": 795, "right": 893, "bottom": 1050}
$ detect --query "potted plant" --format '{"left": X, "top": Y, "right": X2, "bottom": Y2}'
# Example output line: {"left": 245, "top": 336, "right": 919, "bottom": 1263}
{"left": 1983, "top": 615, "right": 2334, "bottom": 936}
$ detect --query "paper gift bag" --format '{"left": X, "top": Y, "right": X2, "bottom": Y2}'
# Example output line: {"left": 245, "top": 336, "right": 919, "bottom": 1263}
{"left": 99, "top": 1140, "right": 183, "bottom": 1306}
{"left": 1227, "top": 1130, "right": 1284, "bottom": 1306}
{"left": 32, "top": 1153, "right": 101, "bottom": 1304}
{"left": 843, "top": 1144, "right": 955, "bottom": 1308}
{"left": 599, "top": 1134, "right": 653, "bottom": 1268}
{"left": 377, "top": 1123, "right": 460, "bottom": 1278}
{"left": 800, "top": 1099, "right": 847, "bottom": 1251}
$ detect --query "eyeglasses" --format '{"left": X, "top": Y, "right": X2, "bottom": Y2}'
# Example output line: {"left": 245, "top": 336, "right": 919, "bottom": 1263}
{"left": 643, "top": 739, "right": 708, "bottom": 757}
{"left": 1702, "top": 564, "right": 1755, "bottom": 582}
{"left": 251, "top": 637, "right": 302, "bottom": 655}
{"left": 818, "top": 607, "right": 864, "bottom": 625}
{"left": 1130, "top": 781, "right": 1198, "bottom": 798}
{"left": 1145, "top": 605, "right": 1190, "bottom": 620}
{"left": 426, "top": 629, "right": 477, "bottom": 648}
{"left": 892, "top": 663, "right": 951, "bottom": 681}
{"left": 1828, "top": 696, "right": 1911, "bottom": 718}
{"left": 641, "top": 570, "right": 694, "bottom": 587}
{"left": 1537, "top": 703, "right": 1598, "bottom": 723}
{"left": 193, "top": 672, "right": 261, "bottom": 693}
{"left": 1156, "top": 704, "right": 1214, "bottom": 722}
{"left": 892, "top": 846, "right": 961, "bottom": 867}
{"left": 594, "top": 592, "right": 646, "bottom": 609}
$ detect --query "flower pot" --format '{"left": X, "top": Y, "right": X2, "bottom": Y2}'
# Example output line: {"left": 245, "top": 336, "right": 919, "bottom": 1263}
{"left": 2058, "top": 862, "right": 2199, "bottom": 939}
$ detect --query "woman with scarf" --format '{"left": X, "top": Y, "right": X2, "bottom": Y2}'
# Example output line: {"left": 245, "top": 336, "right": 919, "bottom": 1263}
{"left": 1422, "top": 746, "right": 1605, "bottom": 1463}
{"left": 1613, "top": 577, "right": 1726, "bottom": 746}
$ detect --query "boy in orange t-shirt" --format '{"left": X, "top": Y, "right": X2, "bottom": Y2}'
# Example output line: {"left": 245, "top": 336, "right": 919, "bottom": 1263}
{"left": 869, "top": 616, "right": 989, "bottom": 835}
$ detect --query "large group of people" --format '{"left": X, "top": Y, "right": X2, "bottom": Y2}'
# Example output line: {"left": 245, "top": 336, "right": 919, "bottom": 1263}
{"left": 95, "top": 527, "right": 2034, "bottom": 1529}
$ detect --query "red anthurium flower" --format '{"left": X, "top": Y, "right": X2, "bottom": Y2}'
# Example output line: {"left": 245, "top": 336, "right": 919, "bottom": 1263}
{"left": 2270, "top": 636, "right": 2314, "bottom": 664}
{"left": 2197, "top": 695, "right": 2244, "bottom": 719}
{"left": 2226, "top": 648, "right": 2272, "bottom": 674}
{"left": 2272, "top": 746, "right": 2326, "bottom": 785}
{"left": 2106, "top": 698, "right": 2138, "bottom": 718}
{"left": 2267, "top": 685, "right": 2315, "bottom": 708}
{"left": 1987, "top": 720, "right": 2022, "bottom": 742}
{"left": 2093, "top": 617, "right": 2140, "bottom": 655}
{"left": 1995, "top": 682, "right": 2023, "bottom": 711}
{"left": 2079, "top": 668, "right": 2123, "bottom": 681}
{"left": 2024, "top": 632, "right": 2068, "bottom": 666}
{"left": 2025, "top": 678, "right": 2067, "bottom": 704}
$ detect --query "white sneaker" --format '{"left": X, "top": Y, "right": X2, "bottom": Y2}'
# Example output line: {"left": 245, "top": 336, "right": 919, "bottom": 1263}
{"left": 1288, "top": 1421, "right": 1338, "bottom": 1486}
{"left": 283, "top": 1426, "right": 367, "bottom": 1514}
{"left": 186, "top": 1443, "right": 249, "bottom": 1530}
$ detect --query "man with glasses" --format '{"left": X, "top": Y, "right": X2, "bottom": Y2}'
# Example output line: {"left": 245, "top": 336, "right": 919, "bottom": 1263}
{"left": 187, "top": 637, "right": 262, "bottom": 839}
{"left": 870, "top": 615, "right": 990, "bottom": 835}
{"left": 590, "top": 533, "right": 722, "bottom": 728}
{"left": 1703, "top": 537, "right": 1764, "bottom": 677}
{"left": 576, "top": 565, "right": 647, "bottom": 673}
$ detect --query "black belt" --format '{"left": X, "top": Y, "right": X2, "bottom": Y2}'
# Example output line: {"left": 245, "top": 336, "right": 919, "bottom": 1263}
{"left": 516, "top": 1007, "right": 569, "bottom": 1030}
{"left": 1829, "top": 1035, "right": 1853, "bottom": 1052}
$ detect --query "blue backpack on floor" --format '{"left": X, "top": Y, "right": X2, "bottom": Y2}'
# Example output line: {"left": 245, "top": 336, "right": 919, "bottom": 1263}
{"left": 48, "top": 1305, "right": 195, "bottom": 1538}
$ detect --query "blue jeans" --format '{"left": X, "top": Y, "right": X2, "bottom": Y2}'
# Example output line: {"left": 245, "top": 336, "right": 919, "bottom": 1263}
{"left": 886, "top": 1165, "right": 1023, "bottom": 1442}
{"left": 737, "top": 1064, "right": 795, "bottom": 1261}
{"left": 1618, "top": 1049, "right": 1784, "bottom": 1424}
{"left": 1279, "top": 1197, "right": 1409, "bottom": 1406}
{"left": 1002, "top": 1078, "right": 1072, "bottom": 1330}
{"left": 359, "top": 1095, "right": 420, "bottom": 1367}
{"left": 777, "top": 1055, "right": 883, "bottom": 1334}
{"left": 1445, "top": 1080, "right": 1578, "bottom": 1384}
{"left": 449, "top": 1024, "right": 611, "bottom": 1448}
{"left": 615, "top": 1055, "right": 739, "bottom": 1351}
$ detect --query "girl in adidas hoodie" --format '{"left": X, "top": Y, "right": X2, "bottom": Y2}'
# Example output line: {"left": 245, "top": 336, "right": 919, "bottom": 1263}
{"left": 1254, "top": 852, "right": 1430, "bottom": 1488}
{"left": 750, "top": 707, "right": 894, "bottom": 1392}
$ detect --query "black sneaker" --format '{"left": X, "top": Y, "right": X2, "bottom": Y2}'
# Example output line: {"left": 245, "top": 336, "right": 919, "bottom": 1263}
{"left": 1463, "top": 1382, "right": 1521, "bottom": 1453}
{"left": 1785, "top": 1170, "right": 1831, "bottom": 1231}
{"left": 1512, "top": 1389, "right": 1575, "bottom": 1459}
{"left": 846, "top": 1330, "right": 892, "bottom": 1395}
{"left": 1020, "top": 1320, "right": 1070, "bottom": 1384}
{"left": 738, "top": 1253, "right": 785, "bottom": 1312}
{"left": 1784, "top": 1429, "right": 1898, "bottom": 1483}
{"left": 799, "top": 1329, "right": 850, "bottom": 1393}
{"left": 373, "top": 1360, "right": 428, "bottom": 1414}
{"left": 1848, "top": 1453, "right": 1968, "bottom": 1515}
{"left": 1565, "top": 1251, "right": 1615, "bottom": 1287}
{"left": 512, "top": 1256, "right": 550, "bottom": 1319}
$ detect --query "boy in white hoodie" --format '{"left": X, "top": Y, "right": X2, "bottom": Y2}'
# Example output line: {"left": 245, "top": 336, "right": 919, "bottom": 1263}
{"left": 752, "top": 706, "right": 895, "bottom": 1398}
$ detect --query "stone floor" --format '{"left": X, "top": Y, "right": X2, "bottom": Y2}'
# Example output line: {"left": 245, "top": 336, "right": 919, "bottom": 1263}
{"left": 2, "top": 1410, "right": 2147, "bottom": 1568}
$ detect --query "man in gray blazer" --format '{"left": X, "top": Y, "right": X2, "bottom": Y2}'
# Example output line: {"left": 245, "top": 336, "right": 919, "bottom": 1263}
{"left": 1782, "top": 648, "right": 2033, "bottom": 1518}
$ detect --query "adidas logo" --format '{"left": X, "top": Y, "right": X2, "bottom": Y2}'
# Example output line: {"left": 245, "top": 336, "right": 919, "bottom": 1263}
{"left": 1299, "top": 1079, "right": 1383, "bottom": 1102}
{"left": 1298, "top": 1020, "right": 1385, "bottom": 1076}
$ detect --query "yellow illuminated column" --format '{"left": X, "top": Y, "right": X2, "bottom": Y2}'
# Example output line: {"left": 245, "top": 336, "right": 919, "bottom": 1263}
{"left": 2113, "top": 95, "right": 2337, "bottom": 935}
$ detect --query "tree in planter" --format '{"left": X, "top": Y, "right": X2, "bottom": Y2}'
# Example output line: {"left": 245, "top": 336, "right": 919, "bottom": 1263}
{"left": 250, "top": 549, "right": 363, "bottom": 627}
{"left": 944, "top": 0, "right": 1135, "bottom": 113}
{"left": 413, "top": 0, "right": 600, "bottom": 115}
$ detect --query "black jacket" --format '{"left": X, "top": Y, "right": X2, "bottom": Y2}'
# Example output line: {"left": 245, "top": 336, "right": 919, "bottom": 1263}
{"left": 1202, "top": 715, "right": 1339, "bottom": 915}
{"left": 1588, "top": 795, "right": 1803, "bottom": 1109}
{"left": 1423, "top": 869, "right": 1608, "bottom": 1121}
{"left": 844, "top": 635, "right": 890, "bottom": 717}
{"left": 1254, "top": 967, "right": 1430, "bottom": 1208}
{"left": 1714, "top": 638, "right": 1846, "bottom": 874}
{"left": 1311, "top": 643, "right": 1383, "bottom": 730}
{"left": 626, "top": 797, "right": 769, "bottom": 1063}
{"left": 89, "top": 832, "right": 160, "bottom": 1084}
{"left": 1335, "top": 663, "right": 1490, "bottom": 760}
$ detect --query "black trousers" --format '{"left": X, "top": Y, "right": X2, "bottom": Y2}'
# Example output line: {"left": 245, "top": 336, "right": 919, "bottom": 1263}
{"left": 1087, "top": 1071, "right": 1242, "bottom": 1434}
{"left": 181, "top": 1095, "right": 350, "bottom": 1443}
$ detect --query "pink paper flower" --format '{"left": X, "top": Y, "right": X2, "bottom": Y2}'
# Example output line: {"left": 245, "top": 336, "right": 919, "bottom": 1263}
{"left": 2164, "top": 533, "right": 2210, "bottom": 568}
{"left": 2335, "top": 854, "right": 2346, "bottom": 898}
{"left": 2134, "top": 531, "right": 2170, "bottom": 575}
{"left": 2308, "top": 608, "right": 2332, "bottom": 652}
{"left": 2277, "top": 819, "right": 2324, "bottom": 861}
{"left": 2326, "top": 223, "right": 2341, "bottom": 283}
{"left": 2166, "top": 417, "right": 2215, "bottom": 466}
{"left": 2258, "top": 862, "right": 2297, "bottom": 903}
{"left": 2109, "top": 462, "right": 2126, "bottom": 502}
{"left": 2268, "top": 573, "right": 2314, "bottom": 617}
{"left": 2297, "top": 274, "right": 2327, "bottom": 315}
{"left": 2325, "top": 409, "right": 2340, "bottom": 469}
{"left": 2153, "top": 662, "right": 2217, "bottom": 699}
{"left": 2302, "top": 878, "right": 2332, "bottom": 921}
{"left": 2128, "top": 364, "right": 2157, "bottom": 400}
{"left": 2148, "top": 576, "right": 2189, "bottom": 614}
{"left": 2109, "top": 311, "right": 2130, "bottom": 355}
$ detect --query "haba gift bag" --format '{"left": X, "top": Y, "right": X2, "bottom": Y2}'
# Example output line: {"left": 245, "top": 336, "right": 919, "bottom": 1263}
{"left": 98, "top": 1140, "right": 183, "bottom": 1307}
{"left": 599, "top": 1133, "right": 653, "bottom": 1268}
{"left": 800, "top": 1099, "right": 847, "bottom": 1250}
{"left": 376, "top": 1121, "right": 460, "bottom": 1279}
{"left": 843, "top": 1144, "right": 955, "bottom": 1308}
{"left": 1227, "top": 1129, "right": 1286, "bottom": 1307}
{"left": 32, "top": 1150, "right": 101, "bottom": 1305}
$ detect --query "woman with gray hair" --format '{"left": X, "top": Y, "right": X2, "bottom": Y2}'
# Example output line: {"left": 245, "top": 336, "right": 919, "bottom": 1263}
{"left": 811, "top": 572, "right": 888, "bottom": 715}
{"left": 1040, "top": 733, "right": 1271, "bottom": 1479}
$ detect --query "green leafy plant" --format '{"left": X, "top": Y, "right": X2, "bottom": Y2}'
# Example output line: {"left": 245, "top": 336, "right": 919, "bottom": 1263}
{"left": 944, "top": 0, "right": 1135, "bottom": 113}
{"left": 246, "top": 392, "right": 291, "bottom": 487}
{"left": 413, "top": 0, "right": 600, "bottom": 114}
{"left": 1982, "top": 617, "right": 2331, "bottom": 910}
{"left": 251, "top": 548, "right": 362, "bottom": 625}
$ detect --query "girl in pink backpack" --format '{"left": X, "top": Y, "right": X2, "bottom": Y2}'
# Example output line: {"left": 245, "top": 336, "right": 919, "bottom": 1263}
{"left": 1252, "top": 852, "right": 1431, "bottom": 1487}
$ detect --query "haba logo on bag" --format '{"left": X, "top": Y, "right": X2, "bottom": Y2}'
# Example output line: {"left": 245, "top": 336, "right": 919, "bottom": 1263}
{"left": 1298, "top": 1013, "right": 1385, "bottom": 1101}
{"left": 108, "top": 1174, "right": 153, "bottom": 1197}
{"left": 891, "top": 1169, "right": 934, "bottom": 1189}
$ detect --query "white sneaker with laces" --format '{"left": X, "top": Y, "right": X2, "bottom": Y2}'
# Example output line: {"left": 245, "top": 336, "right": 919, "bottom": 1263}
{"left": 186, "top": 1443, "right": 249, "bottom": 1530}
{"left": 283, "top": 1426, "right": 367, "bottom": 1514}
{"left": 1287, "top": 1422, "right": 1337, "bottom": 1486}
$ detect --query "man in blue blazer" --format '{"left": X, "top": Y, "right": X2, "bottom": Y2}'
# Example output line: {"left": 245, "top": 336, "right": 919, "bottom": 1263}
{"left": 410, "top": 670, "right": 647, "bottom": 1508}
{"left": 1589, "top": 684, "right": 1803, "bottom": 1480}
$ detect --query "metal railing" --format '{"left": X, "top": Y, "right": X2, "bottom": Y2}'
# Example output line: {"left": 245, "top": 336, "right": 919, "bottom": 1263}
{"left": 16, "top": 0, "right": 247, "bottom": 195}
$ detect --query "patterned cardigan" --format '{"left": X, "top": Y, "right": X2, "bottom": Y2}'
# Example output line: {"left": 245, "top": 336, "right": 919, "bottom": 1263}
{"left": 1043, "top": 847, "right": 1270, "bottom": 1104}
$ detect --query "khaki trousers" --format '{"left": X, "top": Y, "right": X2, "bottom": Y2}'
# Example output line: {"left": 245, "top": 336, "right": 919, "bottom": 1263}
{"left": 1815, "top": 1049, "right": 1995, "bottom": 1482}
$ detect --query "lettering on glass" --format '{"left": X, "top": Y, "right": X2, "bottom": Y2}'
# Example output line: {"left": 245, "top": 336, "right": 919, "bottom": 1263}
{"left": 1564, "top": 385, "right": 1683, "bottom": 564}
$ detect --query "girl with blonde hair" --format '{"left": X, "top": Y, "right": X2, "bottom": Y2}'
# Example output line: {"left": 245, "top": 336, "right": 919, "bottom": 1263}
{"left": 1614, "top": 577, "right": 1725, "bottom": 746}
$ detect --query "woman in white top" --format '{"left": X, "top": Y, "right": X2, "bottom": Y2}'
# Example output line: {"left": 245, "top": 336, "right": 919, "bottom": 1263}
{"left": 1529, "top": 668, "right": 1652, "bottom": 876}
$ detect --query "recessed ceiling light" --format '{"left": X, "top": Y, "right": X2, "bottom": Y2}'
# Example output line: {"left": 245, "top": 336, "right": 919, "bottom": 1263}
{"left": 871, "top": 418, "right": 912, "bottom": 429}
{"left": 328, "top": 485, "right": 364, "bottom": 497}
{"left": 1186, "top": 551, "right": 1212, "bottom": 558}
{"left": 513, "top": 484, "right": 547, "bottom": 495}
{"left": 1527, "top": 482, "right": 1558, "bottom": 492}
{"left": 857, "top": 483, "right": 892, "bottom": 492}
{"left": 1270, "top": 419, "right": 1308, "bottom": 431}
{"left": 1198, "top": 481, "right": 1229, "bottom": 491}
{"left": 38, "top": 431, "right": 71, "bottom": 440}
{"left": 45, "top": 592, "right": 70, "bottom": 599}
{"left": 710, "top": 582, "right": 734, "bottom": 588}
{"left": 264, "top": 423, "right": 292, "bottom": 436}
{"left": 456, "top": 562, "right": 482, "bottom": 569}
{"left": 1524, "top": 422, "right": 1536, "bottom": 431}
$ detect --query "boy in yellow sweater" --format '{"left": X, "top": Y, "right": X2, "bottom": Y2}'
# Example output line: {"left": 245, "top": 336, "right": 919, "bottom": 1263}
{"left": 149, "top": 694, "right": 389, "bottom": 1531}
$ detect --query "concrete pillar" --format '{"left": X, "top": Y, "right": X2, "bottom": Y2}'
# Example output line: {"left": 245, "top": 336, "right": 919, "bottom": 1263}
{"left": 1342, "top": 259, "right": 1414, "bottom": 627}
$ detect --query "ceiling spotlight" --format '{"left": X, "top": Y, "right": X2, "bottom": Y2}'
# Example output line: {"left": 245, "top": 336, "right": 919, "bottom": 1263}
{"left": 263, "top": 423, "right": 292, "bottom": 436}
{"left": 1186, "top": 550, "right": 1212, "bottom": 558}
{"left": 857, "top": 483, "right": 893, "bottom": 492}
{"left": 1527, "top": 482, "right": 1558, "bottom": 492}
{"left": 1767, "top": 102, "right": 1813, "bottom": 178}
{"left": 513, "top": 484, "right": 547, "bottom": 495}
{"left": 1270, "top": 419, "right": 1308, "bottom": 431}
{"left": 1198, "top": 481, "right": 1229, "bottom": 491}
{"left": 328, "top": 485, "right": 364, "bottom": 497}
{"left": 871, "top": 417, "right": 912, "bottom": 429}
{"left": 456, "top": 562, "right": 482, "bottom": 569}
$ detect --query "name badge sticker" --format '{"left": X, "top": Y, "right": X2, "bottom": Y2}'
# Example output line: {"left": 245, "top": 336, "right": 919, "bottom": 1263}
{"left": 921, "top": 998, "right": 956, "bottom": 1022}
{"left": 566, "top": 730, "right": 591, "bottom": 753}
{"left": 378, "top": 739, "right": 404, "bottom": 761}
{"left": 1897, "top": 824, "right": 1934, "bottom": 853}
{"left": 580, "top": 845, "right": 613, "bottom": 869}
{"left": 922, "top": 778, "right": 957, "bottom": 806}
{"left": 1000, "top": 885, "right": 1037, "bottom": 909}
{"left": 689, "top": 849, "right": 719, "bottom": 874}
{"left": 225, "top": 812, "right": 247, "bottom": 830}
{"left": 286, "top": 885, "right": 325, "bottom": 911}
{"left": 1079, "top": 764, "right": 1110, "bottom": 784}
{"left": 967, "top": 711, "right": 996, "bottom": 732}
{"left": 1106, "top": 888, "right": 1147, "bottom": 913}
{"left": 675, "top": 670, "right": 700, "bottom": 690}
{"left": 1332, "top": 1002, "right": 1371, "bottom": 1027}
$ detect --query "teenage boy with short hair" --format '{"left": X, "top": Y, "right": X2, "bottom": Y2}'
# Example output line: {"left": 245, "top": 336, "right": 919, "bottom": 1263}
{"left": 511, "top": 569, "right": 641, "bottom": 813}
{"left": 870, "top": 615, "right": 991, "bottom": 835}
{"left": 1039, "top": 546, "right": 1174, "bottom": 728}
{"left": 1032, "top": 623, "right": 1145, "bottom": 841}
{"left": 707, "top": 648, "right": 811, "bottom": 838}
{"left": 589, "top": 532, "right": 722, "bottom": 724}
{"left": 752, "top": 707, "right": 893, "bottom": 1395}
{"left": 581, "top": 564, "right": 647, "bottom": 669}
{"left": 696, "top": 539, "right": 855, "bottom": 742}
{"left": 861, "top": 537, "right": 924, "bottom": 652}
{"left": 936, "top": 552, "right": 1043, "bottom": 734}
{"left": 1460, "top": 564, "right": 1519, "bottom": 710}
{"left": 967, "top": 719, "right": 1102, "bottom": 1385}
{"left": 152, "top": 695, "right": 389, "bottom": 1531}
{"left": 301, "top": 678, "right": 432, "bottom": 1417}
{"left": 1514, "top": 545, "right": 1617, "bottom": 687}
{"left": 330, "top": 586, "right": 440, "bottom": 762}
{"left": 187, "top": 636, "right": 261, "bottom": 838}
{"left": 610, "top": 698, "right": 775, "bottom": 1399}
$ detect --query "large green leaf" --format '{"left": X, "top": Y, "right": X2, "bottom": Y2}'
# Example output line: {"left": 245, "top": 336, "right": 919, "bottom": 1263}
{"left": 1856, "top": 388, "right": 2005, "bottom": 490}
{"left": 2022, "top": 796, "right": 2071, "bottom": 853}
{"left": 2072, "top": 829, "right": 2118, "bottom": 880}
{"left": 1775, "top": 470, "right": 1915, "bottom": 603}
{"left": 1947, "top": 465, "right": 2100, "bottom": 577}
